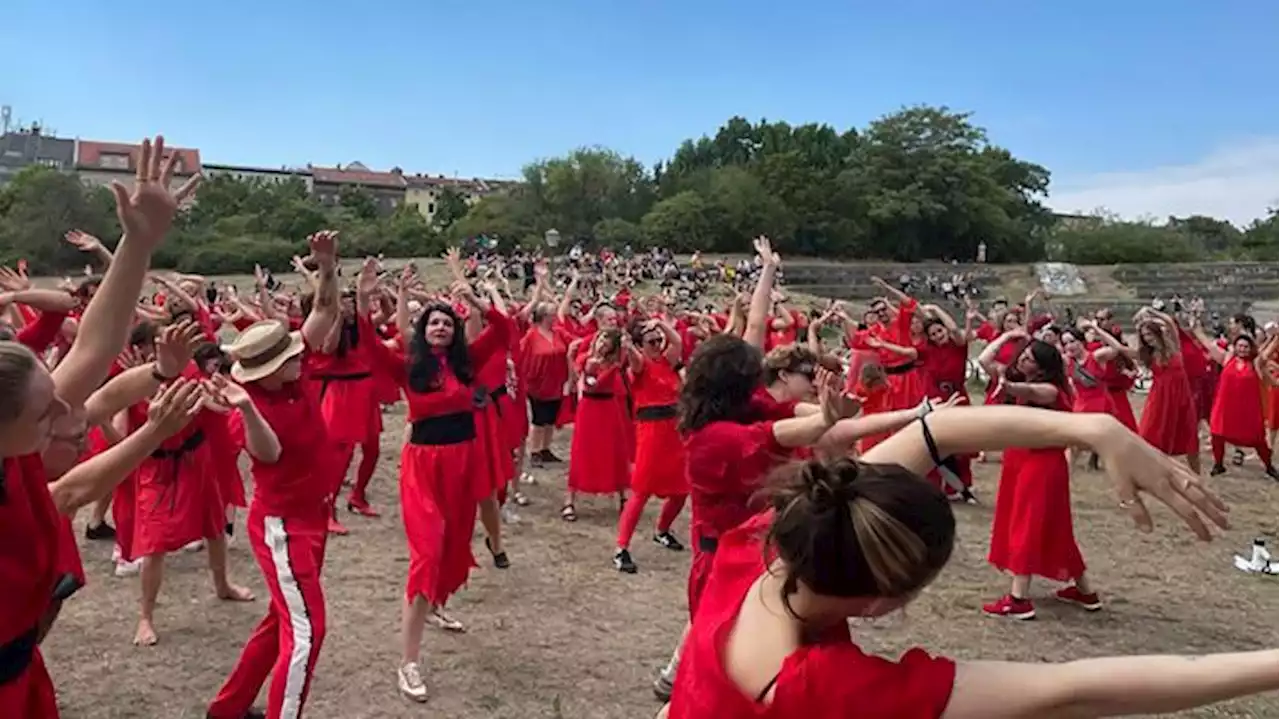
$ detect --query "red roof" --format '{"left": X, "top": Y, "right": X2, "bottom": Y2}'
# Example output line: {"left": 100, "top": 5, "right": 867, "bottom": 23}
{"left": 404, "top": 174, "right": 498, "bottom": 193}
{"left": 311, "top": 165, "right": 406, "bottom": 188}
{"left": 76, "top": 140, "right": 201, "bottom": 175}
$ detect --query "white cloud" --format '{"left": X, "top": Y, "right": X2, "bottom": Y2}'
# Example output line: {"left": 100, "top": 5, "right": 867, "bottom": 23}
{"left": 1048, "top": 137, "right": 1279, "bottom": 226}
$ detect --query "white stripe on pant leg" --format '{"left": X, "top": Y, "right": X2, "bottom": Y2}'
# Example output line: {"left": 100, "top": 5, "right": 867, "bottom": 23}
{"left": 263, "top": 516, "right": 314, "bottom": 719}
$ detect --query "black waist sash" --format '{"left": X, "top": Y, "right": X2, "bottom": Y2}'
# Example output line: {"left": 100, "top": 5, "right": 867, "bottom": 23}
{"left": 582, "top": 391, "right": 615, "bottom": 400}
{"left": 489, "top": 386, "right": 508, "bottom": 416}
{"left": 0, "top": 625, "right": 37, "bottom": 686}
{"left": 150, "top": 429, "right": 206, "bottom": 512}
{"left": 318, "top": 371, "right": 373, "bottom": 400}
{"left": 409, "top": 412, "right": 476, "bottom": 446}
{"left": 698, "top": 536, "right": 719, "bottom": 553}
{"left": 884, "top": 362, "right": 919, "bottom": 376}
{"left": 635, "top": 404, "right": 678, "bottom": 421}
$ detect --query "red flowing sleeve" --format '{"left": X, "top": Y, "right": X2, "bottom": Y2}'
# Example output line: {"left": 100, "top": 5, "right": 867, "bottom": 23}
{"left": 468, "top": 307, "right": 512, "bottom": 367}
{"left": 17, "top": 310, "right": 68, "bottom": 354}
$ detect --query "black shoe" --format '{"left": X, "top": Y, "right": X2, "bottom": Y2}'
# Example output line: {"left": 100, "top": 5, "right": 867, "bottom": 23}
{"left": 206, "top": 709, "right": 264, "bottom": 719}
{"left": 486, "top": 538, "right": 510, "bottom": 569}
{"left": 1266, "top": 465, "right": 1278, "bottom": 480}
{"left": 1209, "top": 464, "right": 1227, "bottom": 476}
{"left": 85, "top": 522, "right": 116, "bottom": 541}
{"left": 614, "top": 549, "right": 638, "bottom": 574}
{"left": 1232, "top": 449, "right": 1246, "bottom": 467}
{"left": 653, "top": 532, "right": 685, "bottom": 551}
{"left": 538, "top": 449, "right": 563, "bottom": 463}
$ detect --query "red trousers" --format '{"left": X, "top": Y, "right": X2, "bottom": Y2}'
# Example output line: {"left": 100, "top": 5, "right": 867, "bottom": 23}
{"left": 0, "top": 650, "right": 58, "bottom": 718}
{"left": 208, "top": 510, "right": 327, "bottom": 719}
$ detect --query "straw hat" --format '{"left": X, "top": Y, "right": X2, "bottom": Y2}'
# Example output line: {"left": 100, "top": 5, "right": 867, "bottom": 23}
{"left": 222, "top": 320, "right": 304, "bottom": 383}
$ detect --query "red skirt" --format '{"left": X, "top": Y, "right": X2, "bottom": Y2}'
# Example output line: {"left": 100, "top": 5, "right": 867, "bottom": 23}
{"left": 55, "top": 516, "right": 85, "bottom": 589}
{"left": 400, "top": 441, "right": 479, "bottom": 606}
{"left": 631, "top": 414, "right": 687, "bottom": 497}
{"left": 499, "top": 390, "right": 528, "bottom": 451}
{"left": 567, "top": 395, "right": 631, "bottom": 494}
{"left": 686, "top": 549, "right": 715, "bottom": 620}
{"left": 1107, "top": 389, "right": 1138, "bottom": 432}
{"left": 888, "top": 367, "right": 927, "bottom": 411}
{"left": 320, "top": 376, "right": 381, "bottom": 444}
{"left": 374, "top": 369, "right": 401, "bottom": 406}
{"left": 1139, "top": 370, "right": 1199, "bottom": 456}
{"left": 133, "top": 446, "right": 225, "bottom": 557}
{"left": 112, "top": 473, "right": 138, "bottom": 562}
{"left": 988, "top": 446, "right": 1086, "bottom": 582}
{"left": 1268, "top": 386, "right": 1279, "bottom": 431}
{"left": 1072, "top": 389, "right": 1114, "bottom": 414}
{"left": 472, "top": 399, "right": 514, "bottom": 501}
{"left": 0, "top": 649, "right": 57, "bottom": 718}
{"left": 1210, "top": 367, "right": 1267, "bottom": 447}
{"left": 555, "top": 391, "right": 576, "bottom": 428}
{"left": 205, "top": 414, "right": 246, "bottom": 509}
{"left": 1191, "top": 372, "right": 1216, "bottom": 422}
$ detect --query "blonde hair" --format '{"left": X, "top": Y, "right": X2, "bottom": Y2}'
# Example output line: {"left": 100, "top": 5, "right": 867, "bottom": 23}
{"left": 0, "top": 342, "right": 40, "bottom": 424}
{"left": 763, "top": 344, "right": 818, "bottom": 385}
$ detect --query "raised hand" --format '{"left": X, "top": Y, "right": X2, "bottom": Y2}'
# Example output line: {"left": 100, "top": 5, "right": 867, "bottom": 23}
{"left": 154, "top": 320, "right": 204, "bottom": 378}
{"left": 0, "top": 266, "right": 31, "bottom": 292}
{"left": 208, "top": 374, "right": 252, "bottom": 411}
{"left": 752, "top": 236, "right": 780, "bottom": 267}
{"left": 937, "top": 392, "right": 964, "bottom": 410}
{"left": 306, "top": 230, "right": 339, "bottom": 271}
{"left": 816, "top": 368, "right": 841, "bottom": 426}
{"left": 144, "top": 378, "right": 206, "bottom": 438}
{"left": 109, "top": 136, "right": 201, "bottom": 248}
{"left": 358, "top": 257, "right": 380, "bottom": 294}
{"left": 64, "top": 230, "right": 103, "bottom": 254}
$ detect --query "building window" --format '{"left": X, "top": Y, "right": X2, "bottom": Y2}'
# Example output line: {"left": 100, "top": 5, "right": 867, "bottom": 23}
{"left": 100, "top": 153, "right": 130, "bottom": 169}
{"left": 37, "top": 158, "right": 61, "bottom": 168}
{"left": 427, "top": 203, "right": 435, "bottom": 214}
{"left": 390, "top": 198, "right": 398, "bottom": 207}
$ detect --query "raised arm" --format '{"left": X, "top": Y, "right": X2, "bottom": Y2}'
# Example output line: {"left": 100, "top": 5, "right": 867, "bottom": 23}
{"left": 743, "top": 236, "right": 781, "bottom": 349}
{"left": 977, "top": 328, "right": 1025, "bottom": 377}
{"left": 52, "top": 135, "right": 200, "bottom": 408}
{"left": 300, "top": 231, "right": 340, "bottom": 350}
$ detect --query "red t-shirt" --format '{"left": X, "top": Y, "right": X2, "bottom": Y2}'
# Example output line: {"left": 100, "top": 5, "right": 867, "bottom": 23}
{"left": 671, "top": 513, "right": 956, "bottom": 718}
{"left": 0, "top": 454, "right": 60, "bottom": 645}
{"left": 684, "top": 419, "right": 785, "bottom": 548}
{"left": 519, "top": 327, "right": 570, "bottom": 401}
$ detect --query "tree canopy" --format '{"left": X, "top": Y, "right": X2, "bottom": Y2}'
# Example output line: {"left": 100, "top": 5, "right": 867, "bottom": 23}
{"left": 0, "top": 105, "right": 1272, "bottom": 274}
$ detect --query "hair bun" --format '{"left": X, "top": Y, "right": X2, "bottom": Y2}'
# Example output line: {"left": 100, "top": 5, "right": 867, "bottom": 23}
{"left": 803, "top": 459, "right": 858, "bottom": 506}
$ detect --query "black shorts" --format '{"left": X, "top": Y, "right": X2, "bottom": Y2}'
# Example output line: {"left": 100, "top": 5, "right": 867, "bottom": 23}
{"left": 529, "top": 397, "right": 562, "bottom": 427}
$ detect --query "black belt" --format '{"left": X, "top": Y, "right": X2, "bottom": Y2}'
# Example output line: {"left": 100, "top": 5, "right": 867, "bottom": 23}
{"left": 635, "top": 404, "right": 678, "bottom": 421}
{"left": 409, "top": 412, "right": 476, "bottom": 446}
{"left": 698, "top": 535, "right": 719, "bottom": 553}
{"left": 489, "top": 386, "right": 508, "bottom": 417}
{"left": 884, "top": 362, "right": 918, "bottom": 376}
{"left": 318, "top": 371, "right": 372, "bottom": 400}
{"left": 150, "top": 429, "right": 206, "bottom": 513}
{"left": 582, "top": 391, "right": 614, "bottom": 400}
{"left": 0, "top": 625, "right": 38, "bottom": 686}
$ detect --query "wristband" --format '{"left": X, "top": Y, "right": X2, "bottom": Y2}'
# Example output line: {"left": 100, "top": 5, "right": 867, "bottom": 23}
{"left": 151, "top": 363, "right": 178, "bottom": 382}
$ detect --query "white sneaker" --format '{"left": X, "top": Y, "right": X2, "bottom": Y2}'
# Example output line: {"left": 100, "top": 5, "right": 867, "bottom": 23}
{"left": 520, "top": 472, "right": 537, "bottom": 485}
{"left": 182, "top": 539, "right": 205, "bottom": 553}
{"left": 398, "top": 662, "right": 428, "bottom": 703}
{"left": 501, "top": 505, "right": 520, "bottom": 524}
{"left": 111, "top": 544, "right": 122, "bottom": 563}
{"left": 114, "top": 558, "right": 142, "bottom": 578}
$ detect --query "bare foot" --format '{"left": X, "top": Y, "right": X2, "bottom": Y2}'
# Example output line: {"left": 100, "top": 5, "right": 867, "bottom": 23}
{"left": 216, "top": 584, "right": 255, "bottom": 602}
{"left": 133, "top": 620, "right": 158, "bottom": 646}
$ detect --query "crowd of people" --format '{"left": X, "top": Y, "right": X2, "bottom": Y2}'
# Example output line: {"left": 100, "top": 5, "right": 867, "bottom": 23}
{"left": 0, "top": 135, "right": 1277, "bottom": 718}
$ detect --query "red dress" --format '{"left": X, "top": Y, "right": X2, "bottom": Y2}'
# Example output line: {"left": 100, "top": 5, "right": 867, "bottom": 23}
{"left": 1210, "top": 356, "right": 1266, "bottom": 447}
{"left": 377, "top": 311, "right": 509, "bottom": 605}
{"left": 853, "top": 382, "right": 894, "bottom": 454}
{"left": 1088, "top": 342, "right": 1139, "bottom": 432}
{"left": 109, "top": 409, "right": 145, "bottom": 562}
{"left": 567, "top": 362, "right": 632, "bottom": 495}
{"left": 1138, "top": 352, "right": 1199, "bottom": 456}
{"left": 1177, "top": 326, "right": 1214, "bottom": 421}
{"left": 988, "top": 392, "right": 1087, "bottom": 582}
{"left": 473, "top": 321, "right": 517, "bottom": 501}
{"left": 519, "top": 326, "right": 569, "bottom": 403}
{"left": 499, "top": 328, "right": 528, "bottom": 451}
{"left": 684, "top": 419, "right": 786, "bottom": 617}
{"left": 373, "top": 323, "right": 403, "bottom": 406}
{"left": 630, "top": 355, "right": 686, "bottom": 498}
{"left": 1068, "top": 353, "right": 1115, "bottom": 414}
{"left": 669, "top": 513, "right": 956, "bottom": 719}
{"left": 132, "top": 369, "right": 226, "bottom": 557}
{"left": 313, "top": 314, "right": 382, "bottom": 445}
{"left": 0, "top": 455, "right": 61, "bottom": 718}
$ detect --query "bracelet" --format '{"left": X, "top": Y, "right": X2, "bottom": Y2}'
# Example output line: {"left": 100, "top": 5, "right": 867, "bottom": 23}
{"left": 914, "top": 399, "right": 934, "bottom": 420}
{"left": 151, "top": 364, "right": 178, "bottom": 382}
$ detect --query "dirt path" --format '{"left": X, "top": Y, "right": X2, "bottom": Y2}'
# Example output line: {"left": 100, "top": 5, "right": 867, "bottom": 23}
{"left": 45, "top": 399, "right": 1279, "bottom": 718}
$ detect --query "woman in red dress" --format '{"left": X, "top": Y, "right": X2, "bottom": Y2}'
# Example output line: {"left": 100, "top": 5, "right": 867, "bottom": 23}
{"left": 314, "top": 263, "right": 384, "bottom": 527}
{"left": 661, "top": 405, "right": 1261, "bottom": 719}
{"left": 563, "top": 328, "right": 631, "bottom": 520}
{"left": 1087, "top": 323, "right": 1140, "bottom": 432}
{"left": 1134, "top": 308, "right": 1201, "bottom": 473}
{"left": 917, "top": 306, "right": 976, "bottom": 499}
{"left": 1060, "top": 328, "right": 1116, "bottom": 415}
{"left": 368, "top": 277, "right": 511, "bottom": 703}
{"left": 857, "top": 276, "right": 927, "bottom": 410}
{"left": 1191, "top": 327, "right": 1277, "bottom": 478}
{"left": 1, "top": 138, "right": 204, "bottom": 718}
{"left": 613, "top": 319, "right": 686, "bottom": 574}
{"left": 981, "top": 334, "right": 1099, "bottom": 620}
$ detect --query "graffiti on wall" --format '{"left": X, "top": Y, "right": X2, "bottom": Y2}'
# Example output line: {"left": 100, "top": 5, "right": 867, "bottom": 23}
{"left": 1034, "top": 262, "right": 1088, "bottom": 296}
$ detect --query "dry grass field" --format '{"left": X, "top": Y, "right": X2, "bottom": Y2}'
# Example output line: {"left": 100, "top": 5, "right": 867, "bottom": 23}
{"left": 44, "top": 392, "right": 1280, "bottom": 719}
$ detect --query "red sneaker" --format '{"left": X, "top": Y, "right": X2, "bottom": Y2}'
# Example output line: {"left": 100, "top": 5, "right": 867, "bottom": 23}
{"left": 982, "top": 594, "right": 1036, "bottom": 620}
{"left": 327, "top": 518, "right": 350, "bottom": 536}
{"left": 1055, "top": 585, "right": 1102, "bottom": 611}
{"left": 346, "top": 498, "right": 381, "bottom": 518}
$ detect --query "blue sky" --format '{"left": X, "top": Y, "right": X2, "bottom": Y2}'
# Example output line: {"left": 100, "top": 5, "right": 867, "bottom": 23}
{"left": 4, "top": 1, "right": 1277, "bottom": 222}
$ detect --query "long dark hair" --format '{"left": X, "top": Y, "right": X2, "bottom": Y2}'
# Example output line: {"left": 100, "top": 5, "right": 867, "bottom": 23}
{"left": 1005, "top": 339, "right": 1068, "bottom": 406}
{"left": 678, "top": 333, "right": 764, "bottom": 434}
{"left": 335, "top": 315, "right": 360, "bottom": 358}
{"left": 407, "top": 303, "right": 473, "bottom": 393}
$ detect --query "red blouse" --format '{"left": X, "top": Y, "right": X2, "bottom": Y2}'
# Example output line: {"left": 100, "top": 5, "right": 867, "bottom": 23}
{"left": 0, "top": 454, "right": 60, "bottom": 646}
{"left": 632, "top": 355, "right": 680, "bottom": 408}
{"left": 519, "top": 326, "right": 570, "bottom": 401}
{"left": 685, "top": 419, "right": 785, "bottom": 548}
{"left": 669, "top": 513, "right": 956, "bottom": 718}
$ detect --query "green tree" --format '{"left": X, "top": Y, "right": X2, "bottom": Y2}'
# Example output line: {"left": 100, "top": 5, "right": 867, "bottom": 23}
{"left": 432, "top": 187, "right": 472, "bottom": 230}
{"left": 641, "top": 191, "right": 716, "bottom": 250}
{"left": 339, "top": 187, "right": 379, "bottom": 221}
{"left": 1050, "top": 215, "right": 1198, "bottom": 264}
{"left": 592, "top": 217, "right": 643, "bottom": 249}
